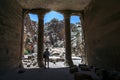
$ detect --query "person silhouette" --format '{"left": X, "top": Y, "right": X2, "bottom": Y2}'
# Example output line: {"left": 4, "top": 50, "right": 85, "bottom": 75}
{"left": 43, "top": 48, "right": 50, "bottom": 68}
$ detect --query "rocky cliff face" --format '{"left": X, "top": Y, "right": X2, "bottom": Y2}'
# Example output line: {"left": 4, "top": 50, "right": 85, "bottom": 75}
{"left": 44, "top": 18, "right": 84, "bottom": 57}
{"left": 23, "top": 14, "right": 38, "bottom": 54}
{"left": 23, "top": 16, "right": 83, "bottom": 57}
{"left": 44, "top": 18, "right": 65, "bottom": 48}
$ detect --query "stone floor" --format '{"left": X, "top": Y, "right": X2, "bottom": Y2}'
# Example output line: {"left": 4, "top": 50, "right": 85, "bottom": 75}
{"left": 0, "top": 68, "right": 74, "bottom": 80}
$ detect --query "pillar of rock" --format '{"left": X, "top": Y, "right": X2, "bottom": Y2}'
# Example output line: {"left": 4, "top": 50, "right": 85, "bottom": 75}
{"left": 37, "top": 10, "right": 49, "bottom": 67}
{"left": 64, "top": 12, "right": 73, "bottom": 66}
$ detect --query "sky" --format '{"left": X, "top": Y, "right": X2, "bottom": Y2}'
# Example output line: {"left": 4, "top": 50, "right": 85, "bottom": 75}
{"left": 29, "top": 11, "right": 80, "bottom": 24}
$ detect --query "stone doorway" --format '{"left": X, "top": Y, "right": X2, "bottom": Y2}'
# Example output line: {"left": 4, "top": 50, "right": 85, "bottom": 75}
{"left": 21, "top": 11, "right": 86, "bottom": 69}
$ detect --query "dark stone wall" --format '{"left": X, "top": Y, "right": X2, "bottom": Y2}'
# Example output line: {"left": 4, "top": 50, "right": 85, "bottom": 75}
{"left": 0, "top": 0, "right": 22, "bottom": 73}
{"left": 84, "top": 0, "right": 120, "bottom": 71}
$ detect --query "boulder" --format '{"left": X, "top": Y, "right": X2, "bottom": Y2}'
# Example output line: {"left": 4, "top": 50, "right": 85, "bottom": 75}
{"left": 69, "top": 65, "right": 78, "bottom": 73}
{"left": 74, "top": 72, "right": 93, "bottom": 80}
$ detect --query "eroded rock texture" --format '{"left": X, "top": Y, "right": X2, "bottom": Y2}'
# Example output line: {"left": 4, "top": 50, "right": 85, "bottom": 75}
{"left": 0, "top": 0, "right": 120, "bottom": 75}
{"left": 0, "top": 0, "right": 22, "bottom": 73}
{"left": 84, "top": 0, "right": 120, "bottom": 71}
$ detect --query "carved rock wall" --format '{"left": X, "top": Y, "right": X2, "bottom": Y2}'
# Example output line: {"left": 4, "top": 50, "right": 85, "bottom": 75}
{"left": 84, "top": 0, "right": 120, "bottom": 71}
{"left": 0, "top": 0, "right": 22, "bottom": 73}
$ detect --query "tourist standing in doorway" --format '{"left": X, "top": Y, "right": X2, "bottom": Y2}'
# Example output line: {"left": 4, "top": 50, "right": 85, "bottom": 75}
{"left": 43, "top": 48, "right": 50, "bottom": 68}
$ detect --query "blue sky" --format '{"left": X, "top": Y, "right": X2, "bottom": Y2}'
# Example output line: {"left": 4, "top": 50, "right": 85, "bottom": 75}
{"left": 29, "top": 11, "right": 80, "bottom": 24}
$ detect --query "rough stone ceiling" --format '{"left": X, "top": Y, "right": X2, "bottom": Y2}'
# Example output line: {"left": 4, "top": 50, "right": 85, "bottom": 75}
{"left": 17, "top": 0, "right": 91, "bottom": 11}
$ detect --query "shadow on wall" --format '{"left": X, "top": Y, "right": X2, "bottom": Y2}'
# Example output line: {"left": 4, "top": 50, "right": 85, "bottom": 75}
{"left": 93, "top": 46, "right": 120, "bottom": 70}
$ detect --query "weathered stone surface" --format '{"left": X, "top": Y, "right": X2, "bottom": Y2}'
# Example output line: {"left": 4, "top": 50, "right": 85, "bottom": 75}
{"left": 0, "top": 0, "right": 22, "bottom": 73}
{"left": 79, "top": 64, "right": 91, "bottom": 71}
{"left": 84, "top": 0, "right": 120, "bottom": 71}
{"left": 69, "top": 65, "right": 78, "bottom": 73}
{"left": 74, "top": 72, "right": 93, "bottom": 80}
{"left": 0, "top": 0, "right": 120, "bottom": 75}
{"left": 18, "top": 0, "right": 91, "bottom": 10}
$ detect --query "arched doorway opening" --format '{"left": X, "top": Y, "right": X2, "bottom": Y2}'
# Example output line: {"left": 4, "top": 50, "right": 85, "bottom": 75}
{"left": 21, "top": 10, "right": 86, "bottom": 69}
{"left": 22, "top": 13, "right": 39, "bottom": 69}
{"left": 44, "top": 11, "right": 66, "bottom": 68}
{"left": 70, "top": 15, "right": 86, "bottom": 65}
